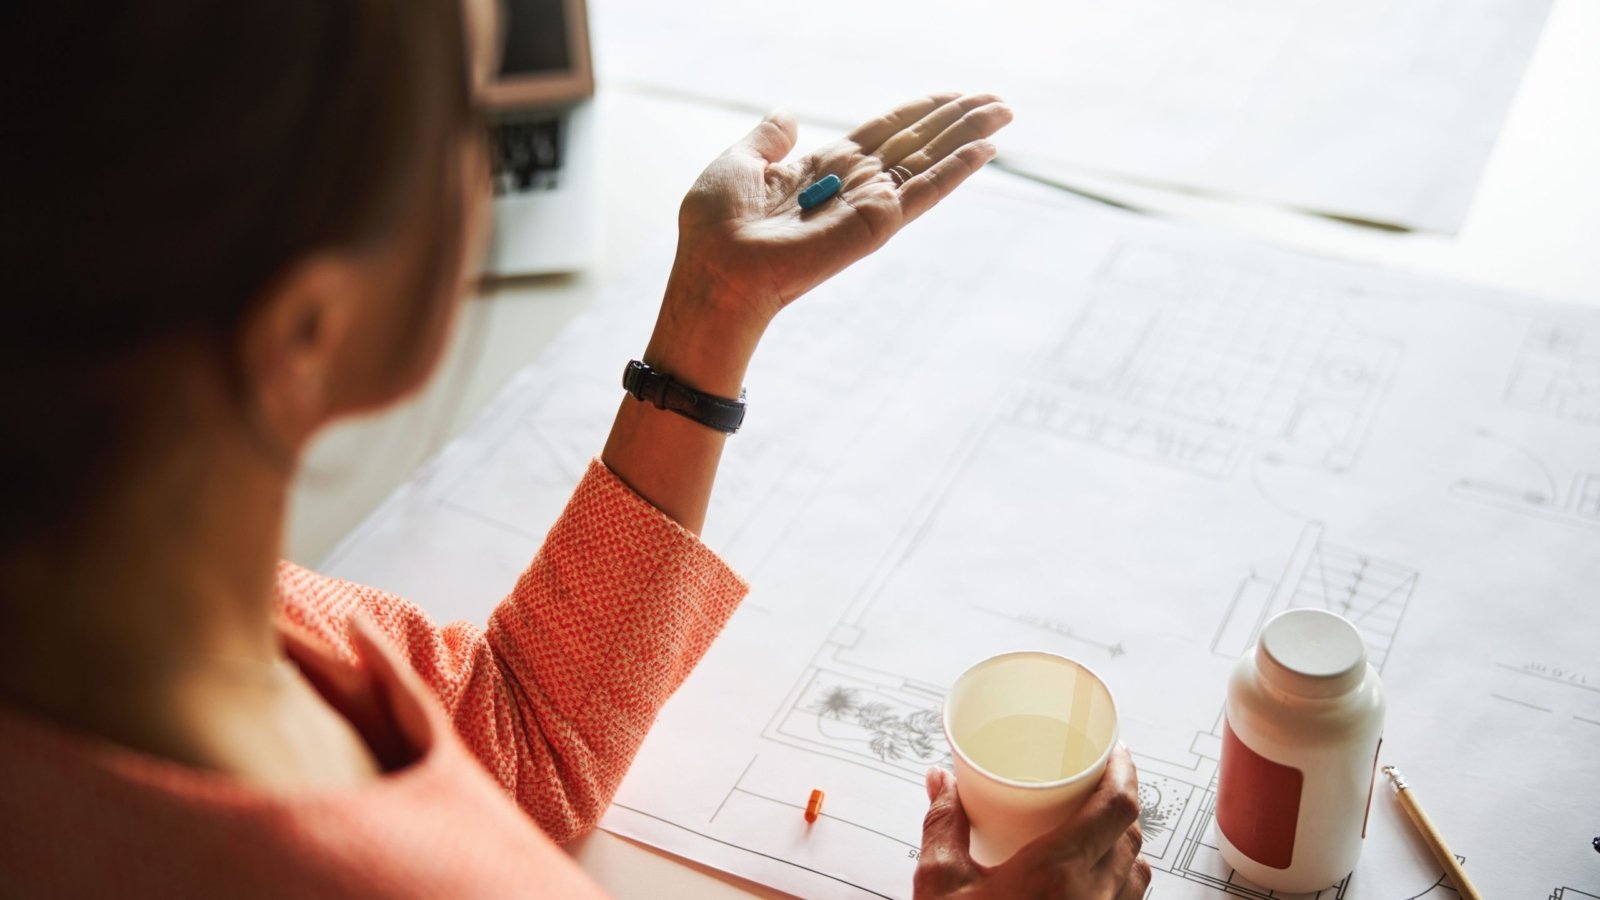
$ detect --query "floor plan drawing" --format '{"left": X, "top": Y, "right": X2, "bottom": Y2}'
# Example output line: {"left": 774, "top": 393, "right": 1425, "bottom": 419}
{"left": 1210, "top": 524, "right": 1418, "bottom": 670}
{"left": 1018, "top": 245, "right": 1403, "bottom": 479}
{"left": 324, "top": 177, "right": 1600, "bottom": 899}
{"left": 1487, "top": 655, "right": 1600, "bottom": 728}
{"left": 1449, "top": 427, "right": 1600, "bottom": 531}
{"left": 1504, "top": 321, "right": 1600, "bottom": 424}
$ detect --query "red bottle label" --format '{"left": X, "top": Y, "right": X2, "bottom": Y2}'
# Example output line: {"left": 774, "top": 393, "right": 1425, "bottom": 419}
{"left": 1217, "top": 719, "right": 1303, "bottom": 869}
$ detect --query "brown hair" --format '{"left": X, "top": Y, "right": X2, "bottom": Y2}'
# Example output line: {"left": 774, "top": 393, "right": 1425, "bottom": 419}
{"left": 0, "top": 0, "right": 481, "bottom": 547}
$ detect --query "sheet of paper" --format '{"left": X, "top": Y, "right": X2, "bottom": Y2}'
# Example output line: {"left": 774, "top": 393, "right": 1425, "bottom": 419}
{"left": 325, "top": 173, "right": 1600, "bottom": 898}
{"left": 587, "top": 0, "right": 1552, "bottom": 233}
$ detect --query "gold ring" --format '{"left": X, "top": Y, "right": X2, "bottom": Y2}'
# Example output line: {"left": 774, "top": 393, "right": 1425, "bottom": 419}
{"left": 887, "top": 165, "right": 913, "bottom": 187}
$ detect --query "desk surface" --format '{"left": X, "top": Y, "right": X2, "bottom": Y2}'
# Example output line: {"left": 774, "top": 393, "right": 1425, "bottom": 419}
{"left": 287, "top": 2, "right": 1600, "bottom": 895}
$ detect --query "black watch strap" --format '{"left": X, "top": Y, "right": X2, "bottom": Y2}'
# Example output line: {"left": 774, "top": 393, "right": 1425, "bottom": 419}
{"left": 622, "top": 360, "right": 747, "bottom": 434}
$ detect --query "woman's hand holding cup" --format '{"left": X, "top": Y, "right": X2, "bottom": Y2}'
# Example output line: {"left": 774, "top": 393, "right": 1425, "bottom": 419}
{"left": 915, "top": 747, "right": 1151, "bottom": 899}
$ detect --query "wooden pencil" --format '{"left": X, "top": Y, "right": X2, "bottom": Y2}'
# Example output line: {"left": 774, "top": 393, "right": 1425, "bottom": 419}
{"left": 1381, "top": 766, "right": 1483, "bottom": 900}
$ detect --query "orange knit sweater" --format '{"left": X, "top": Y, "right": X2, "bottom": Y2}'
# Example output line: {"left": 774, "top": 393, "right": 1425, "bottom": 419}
{"left": 0, "top": 460, "right": 749, "bottom": 898}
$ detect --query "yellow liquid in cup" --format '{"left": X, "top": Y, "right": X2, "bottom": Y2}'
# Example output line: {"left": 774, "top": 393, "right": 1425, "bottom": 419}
{"left": 962, "top": 714, "right": 1097, "bottom": 783}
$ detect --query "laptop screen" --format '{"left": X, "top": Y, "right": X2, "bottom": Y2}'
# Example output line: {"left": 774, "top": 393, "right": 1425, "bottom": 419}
{"left": 485, "top": 0, "right": 593, "bottom": 107}
{"left": 500, "top": 0, "right": 570, "bottom": 77}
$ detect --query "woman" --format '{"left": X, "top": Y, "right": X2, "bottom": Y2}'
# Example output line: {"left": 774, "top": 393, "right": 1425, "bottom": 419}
{"left": 0, "top": 0, "right": 1149, "bottom": 897}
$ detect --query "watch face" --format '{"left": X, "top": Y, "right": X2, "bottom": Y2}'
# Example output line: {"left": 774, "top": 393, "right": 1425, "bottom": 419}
{"left": 623, "top": 360, "right": 648, "bottom": 392}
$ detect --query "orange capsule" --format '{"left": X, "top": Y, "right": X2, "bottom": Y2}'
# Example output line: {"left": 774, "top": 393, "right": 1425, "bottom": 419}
{"left": 804, "top": 789, "right": 825, "bottom": 823}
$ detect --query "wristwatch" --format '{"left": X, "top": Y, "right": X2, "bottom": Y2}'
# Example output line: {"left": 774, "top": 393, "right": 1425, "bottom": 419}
{"left": 622, "top": 359, "right": 747, "bottom": 434}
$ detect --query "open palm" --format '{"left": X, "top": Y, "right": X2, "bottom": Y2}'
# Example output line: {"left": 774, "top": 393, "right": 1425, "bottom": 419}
{"left": 674, "top": 93, "right": 1013, "bottom": 325}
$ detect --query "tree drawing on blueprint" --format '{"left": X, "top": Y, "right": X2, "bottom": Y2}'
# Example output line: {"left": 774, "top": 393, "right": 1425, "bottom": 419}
{"left": 806, "top": 685, "right": 950, "bottom": 767}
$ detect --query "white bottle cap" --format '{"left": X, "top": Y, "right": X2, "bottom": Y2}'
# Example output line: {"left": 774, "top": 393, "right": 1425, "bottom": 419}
{"left": 1255, "top": 609, "right": 1367, "bottom": 698}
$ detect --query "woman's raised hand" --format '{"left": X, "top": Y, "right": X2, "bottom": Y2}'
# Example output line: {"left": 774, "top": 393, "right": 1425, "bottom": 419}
{"left": 913, "top": 746, "right": 1152, "bottom": 899}
{"left": 615, "top": 94, "right": 1010, "bottom": 531}
{"left": 654, "top": 93, "right": 1012, "bottom": 370}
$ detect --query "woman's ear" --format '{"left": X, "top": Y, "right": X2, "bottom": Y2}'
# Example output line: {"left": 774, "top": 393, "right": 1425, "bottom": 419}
{"left": 238, "top": 256, "right": 363, "bottom": 447}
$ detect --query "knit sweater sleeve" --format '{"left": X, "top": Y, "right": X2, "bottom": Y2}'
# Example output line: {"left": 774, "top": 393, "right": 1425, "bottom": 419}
{"left": 274, "top": 459, "right": 749, "bottom": 843}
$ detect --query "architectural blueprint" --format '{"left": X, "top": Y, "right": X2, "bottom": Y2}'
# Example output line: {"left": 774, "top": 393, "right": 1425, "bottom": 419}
{"left": 324, "top": 173, "right": 1600, "bottom": 897}
{"left": 587, "top": 0, "right": 1554, "bottom": 232}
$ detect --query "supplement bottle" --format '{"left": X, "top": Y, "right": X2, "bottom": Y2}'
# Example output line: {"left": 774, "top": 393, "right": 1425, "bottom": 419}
{"left": 1216, "top": 608, "right": 1385, "bottom": 892}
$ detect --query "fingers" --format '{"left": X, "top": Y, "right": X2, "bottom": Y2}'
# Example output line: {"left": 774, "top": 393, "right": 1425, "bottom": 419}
{"left": 890, "top": 101, "right": 1012, "bottom": 176}
{"left": 1093, "top": 823, "right": 1144, "bottom": 885}
{"left": 1115, "top": 858, "right": 1153, "bottom": 900}
{"left": 1092, "top": 823, "right": 1150, "bottom": 900}
{"left": 898, "top": 140, "right": 998, "bottom": 223}
{"left": 875, "top": 94, "right": 1006, "bottom": 169}
{"left": 1037, "top": 745, "right": 1142, "bottom": 864}
{"left": 918, "top": 768, "right": 972, "bottom": 860}
{"left": 848, "top": 92, "right": 962, "bottom": 155}
{"left": 914, "top": 768, "right": 977, "bottom": 898}
{"left": 734, "top": 109, "right": 799, "bottom": 163}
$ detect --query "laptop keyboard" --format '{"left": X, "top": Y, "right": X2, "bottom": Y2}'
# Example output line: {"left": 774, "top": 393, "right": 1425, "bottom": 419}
{"left": 490, "top": 114, "right": 564, "bottom": 195}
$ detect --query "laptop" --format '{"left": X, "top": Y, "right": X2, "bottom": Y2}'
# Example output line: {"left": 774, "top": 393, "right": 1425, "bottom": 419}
{"left": 482, "top": 0, "right": 599, "bottom": 276}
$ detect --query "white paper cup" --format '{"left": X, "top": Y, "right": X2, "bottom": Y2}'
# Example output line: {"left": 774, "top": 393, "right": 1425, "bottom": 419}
{"left": 942, "top": 651, "right": 1119, "bottom": 865}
